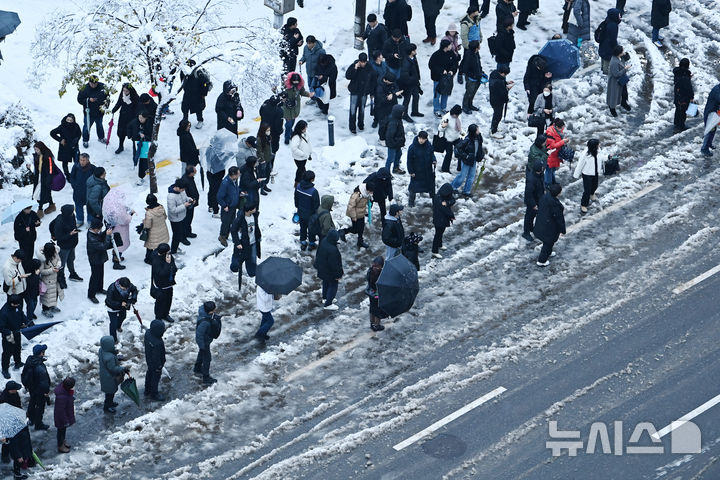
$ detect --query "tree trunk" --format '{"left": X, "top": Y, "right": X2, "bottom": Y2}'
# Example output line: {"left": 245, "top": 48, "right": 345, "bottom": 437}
{"left": 147, "top": 100, "right": 165, "bottom": 194}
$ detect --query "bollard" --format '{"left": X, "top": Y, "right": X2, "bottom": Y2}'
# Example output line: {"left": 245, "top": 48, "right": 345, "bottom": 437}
{"left": 328, "top": 115, "right": 335, "bottom": 146}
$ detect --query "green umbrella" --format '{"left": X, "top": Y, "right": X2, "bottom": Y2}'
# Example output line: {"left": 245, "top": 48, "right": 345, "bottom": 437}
{"left": 32, "top": 451, "right": 45, "bottom": 470}
{"left": 120, "top": 377, "right": 141, "bottom": 407}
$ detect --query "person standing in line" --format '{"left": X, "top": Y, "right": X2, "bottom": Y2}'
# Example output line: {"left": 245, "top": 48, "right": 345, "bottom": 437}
{"left": 0, "top": 295, "right": 28, "bottom": 379}
{"left": 420, "top": 0, "right": 444, "bottom": 45}
{"left": 431, "top": 183, "right": 455, "bottom": 258}
{"left": 385, "top": 104, "right": 407, "bottom": 174}
{"left": 573, "top": 138, "right": 603, "bottom": 215}
{"left": 366, "top": 257, "right": 388, "bottom": 331}
{"left": 49, "top": 113, "right": 81, "bottom": 176}
{"left": 544, "top": 118, "right": 567, "bottom": 188}
{"left": 151, "top": 243, "right": 177, "bottom": 323}
{"left": 314, "top": 229, "right": 343, "bottom": 311}
{"left": 13, "top": 206, "right": 40, "bottom": 272}
{"left": 360, "top": 14, "right": 388, "bottom": 59}
{"left": 181, "top": 165, "right": 200, "bottom": 239}
{"left": 53, "top": 377, "right": 75, "bottom": 453}
{"left": 21, "top": 344, "right": 51, "bottom": 430}
{"left": 489, "top": 66, "right": 513, "bottom": 139}
{"left": 178, "top": 119, "right": 200, "bottom": 176}
{"left": 256, "top": 123, "right": 275, "bottom": 196}
{"left": 535, "top": 184, "right": 566, "bottom": 267}
{"left": 460, "top": 6, "right": 482, "bottom": 50}
{"left": 701, "top": 83, "right": 720, "bottom": 157}
{"left": 98, "top": 335, "right": 129, "bottom": 413}
{"left": 338, "top": 183, "right": 373, "bottom": 250}
{"left": 24, "top": 260, "right": 41, "bottom": 322}
{"left": 294, "top": 171, "right": 320, "bottom": 251}
{"left": 407, "top": 131, "right": 436, "bottom": 207}
{"left": 374, "top": 72, "right": 402, "bottom": 143}
{"left": 180, "top": 60, "right": 212, "bottom": 128}
{"left": 126, "top": 111, "right": 153, "bottom": 186}
{"left": 215, "top": 81, "right": 244, "bottom": 135}
{"left": 494, "top": 18, "right": 516, "bottom": 72}
{"left": 428, "top": 39, "right": 458, "bottom": 118}
{"left": 76, "top": 75, "right": 108, "bottom": 148}
{"left": 398, "top": 44, "right": 422, "bottom": 122}
{"left": 383, "top": 0, "right": 412, "bottom": 38}
{"left": 460, "top": 40, "right": 483, "bottom": 115}
{"left": 194, "top": 301, "right": 221, "bottom": 386}
{"left": 279, "top": 17, "right": 303, "bottom": 74}
{"left": 496, "top": 0, "right": 518, "bottom": 33}
{"left": 68, "top": 153, "right": 95, "bottom": 228}
{"left": 346, "top": 52, "right": 375, "bottom": 134}
{"left": 3, "top": 251, "right": 28, "bottom": 302}
{"left": 672, "top": 58, "right": 694, "bottom": 133}
{"left": 364, "top": 167, "right": 394, "bottom": 226}
{"left": 523, "top": 136, "right": 546, "bottom": 242}
{"left": 282, "top": 73, "right": 315, "bottom": 145}
{"left": 230, "top": 203, "right": 261, "bottom": 290}
{"left": 7, "top": 425, "right": 36, "bottom": 479}
{"left": 30, "top": 142, "right": 58, "bottom": 218}
{"left": 598, "top": 8, "right": 622, "bottom": 75}
{"left": 37, "top": 242, "right": 62, "bottom": 319}
{"left": 381, "top": 204, "right": 405, "bottom": 258}
{"left": 86, "top": 219, "right": 114, "bottom": 304}
{"left": 606, "top": 45, "right": 632, "bottom": 117}
{"left": 450, "top": 124, "right": 483, "bottom": 197}
{"left": 259, "top": 94, "right": 283, "bottom": 155}
{"left": 523, "top": 55, "right": 552, "bottom": 115}
{"left": 85, "top": 166, "right": 110, "bottom": 223}
{"left": 650, "top": 0, "right": 672, "bottom": 47}
{"left": 382, "top": 29, "right": 408, "bottom": 79}
{"left": 438, "top": 105, "right": 465, "bottom": 172}
{"left": 104, "top": 277, "right": 138, "bottom": 342}
{"left": 143, "top": 319, "right": 166, "bottom": 401}
{"left": 166, "top": 179, "right": 193, "bottom": 255}
{"left": 299, "top": 35, "right": 326, "bottom": 90}
{"left": 255, "top": 287, "right": 280, "bottom": 344}
{"left": 110, "top": 83, "right": 139, "bottom": 155}
{"left": 53, "top": 205, "right": 82, "bottom": 283}
{"left": 0, "top": 380, "right": 22, "bottom": 463}
{"left": 101, "top": 188, "right": 133, "bottom": 270}
{"left": 142, "top": 194, "right": 170, "bottom": 265}
{"left": 532, "top": 85, "right": 555, "bottom": 136}
{"left": 237, "top": 136, "right": 257, "bottom": 171}
{"left": 216, "top": 167, "right": 240, "bottom": 247}
{"left": 289, "top": 120, "right": 312, "bottom": 187}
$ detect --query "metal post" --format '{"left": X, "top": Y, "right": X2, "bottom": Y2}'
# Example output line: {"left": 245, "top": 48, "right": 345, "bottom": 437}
{"left": 327, "top": 115, "right": 335, "bottom": 146}
{"left": 354, "top": 0, "right": 367, "bottom": 50}
{"left": 273, "top": 13, "right": 283, "bottom": 29}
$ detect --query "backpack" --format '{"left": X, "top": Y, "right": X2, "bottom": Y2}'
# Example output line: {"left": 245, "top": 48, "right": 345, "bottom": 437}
{"left": 308, "top": 211, "right": 328, "bottom": 238}
{"left": 487, "top": 34, "right": 498, "bottom": 57}
{"left": 604, "top": 156, "right": 620, "bottom": 175}
{"left": 210, "top": 316, "right": 222, "bottom": 339}
{"left": 21, "top": 363, "right": 33, "bottom": 390}
{"left": 594, "top": 20, "right": 607, "bottom": 43}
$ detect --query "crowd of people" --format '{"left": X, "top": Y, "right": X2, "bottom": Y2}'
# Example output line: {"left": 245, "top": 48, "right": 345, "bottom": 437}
{"left": 1, "top": 0, "right": 719, "bottom": 477}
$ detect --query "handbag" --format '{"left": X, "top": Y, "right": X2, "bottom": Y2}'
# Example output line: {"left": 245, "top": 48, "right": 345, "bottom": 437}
{"left": 51, "top": 169, "right": 66, "bottom": 192}
{"left": 138, "top": 228, "right": 149, "bottom": 241}
{"left": 112, "top": 232, "right": 124, "bottom": 247}
{"left": 528, "top": 115, "right": 545, "bottom": 129}
{"left": 39, "top": 281, "right": 48, "bottom": 295}
{"left": 137, "top": 141, "right": 151, "bottom": 159}
{"left": 686, "top": 102, "right": 699, "bottom": 117}
{"left": 292, "top": 212, "right": 300, "bottom": 224}
{"left": 618, "top": 73, "right": 630, "bottom": 86}
{"left": 432, "top": 134, "right": 447, "bottom": 153}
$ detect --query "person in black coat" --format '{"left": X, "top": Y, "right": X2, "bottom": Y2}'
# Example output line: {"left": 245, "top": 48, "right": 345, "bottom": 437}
{"left": 0, "top": 380, "right": 22, "bottom": 463}
{"left": 489, "top": 66, "right": 513, "bottom": 136}
{"left": 534, "top": 184, "right": 566, "bottom": 266}
{"left": 21, "top": 344, "right": 51, "bottom": 430}
{"left": 181, "top": 165, "right": 200, "bottom": 238}
{"left": 407, "top": 131, "right": 436, "bottom": 206}
{"left": 13, "top": 207, "right": 40, "bottom": 272}
{"left": 53, "top": 204, "right": 81, "bottom": 282}
{"left": 361, "top": 14, "right": 389, "bottom": 59}
{"left": 138, "top": 93, "right": 158, "bottom": 125}
{"left": 314, "top": 229, "right": 343, "bottom": 309}
{"left": 239, "top": 157, "right": 264, "bottom": 210}
{"left": 494, "top": 18, "right": 516, "bottom": 69}
{"left": 420, "top": 0, "right": 444, "bottom": 43}
{"left": 384, "top": 105, "right": 406, "bottom": 174}
{"left": 381, "top": 204, "right": 405, "bottom": 258}
{"left": 364, "top": 167, "right": 394, "bottom": 225}
{"left": 180, "top": 61, "right": 212, "bottom": 125}
{"left": 143, "top": 319, "right": 166, "bottom": 401}
{"left": 460, "top": 40, "right": 483, "bottom": 113}
{"left": 431, "top": 183, "right": 455, "bottom": 256}
{"left": 523, "top": 137, "right": 546, "bottom": 242}
{"left": 110, "top": 83, "right": 139, "bottom": 155}
{"left": 105, "top": 277, "right": 138, "bottom": 342}
{"left": 314, "top": 54, "right": 338, "bottom": 115}
{"left": 382, "top": 30, "right": 408, "bottom": 76}
{"left": 280, "top": 18, "right": 303, "bottom": 73}
{"left": 127, "top": 111, "right": 154, "bottom": 181}
{"left": 428, "top": 39, "right": 459, "bottom": 117}
{"left": 598, "top": 8, "right": 622, "bottom": 74}
{"left": 215, "top": 80, "right": 244, "bottom": 135}
{"left": 8, "top": 426, "right": 35, "bottom": 478}
{"left": 346, "top": 53, "right": 375, "bottom": 133}
{"left": 496, "top": 0, "right": 518, "bottom": 33}
{"left": 86, "top": 219, "right": 114, "bottom": 303}
{"left": 49, "top": 113, "right": 81, "bottom": 176}
{"left": 517, "top": 0, "right": 534, "bottom": 30}
{"left": 375, "top": 72, "right": 402, "bottom": 141}
{"left": 178, "top": 119, "right": 200, "bottom": 173}
{"left": 650, "top": 0, "right": 672, "bottom": 45}
{"left": 366, "top": 256, "right": 387, "bottom": 331}
{"left": 230, "top": 203, "right": 262, "bottom": 290}
{"left": 151, "top": 244, "right": 177, "bottom": 323}
{"left": 295, "top": 171, "right": 320, "bottom": 250}
{"left": 399, "top": 44, "right": 422, "bottom": 120}
{"left": 383, "top": 0, "right": 412, "bottom": 38}
{"left": 523, "top": 55, "right": 552, "bottom": 114}
{"left": 672, "top": 58, "right": 694, "bottom": 132}
{"left": 0, "top": 296, "right": 28, "bottom": 379}
{"left": 259, "top": 95, "right": 284, "bottom": 154}
{"left": 76, "top": 75, "right": 108, "bottom": 147}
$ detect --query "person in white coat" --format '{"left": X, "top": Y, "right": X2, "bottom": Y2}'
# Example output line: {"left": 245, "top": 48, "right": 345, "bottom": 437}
{"left": 255, "top": 286, "right": 280, "bottom": 343}
{"left": 573, "top": 138, "right": 602, "bottom": 214}
{"left": 166, "top": 179, "right": 193, "bottom": 254}
{"left": 438, "top": 105, "right": 465, "bottom": 172}
{"left": 289, "top": 120, "right": 312, "bottom": 188}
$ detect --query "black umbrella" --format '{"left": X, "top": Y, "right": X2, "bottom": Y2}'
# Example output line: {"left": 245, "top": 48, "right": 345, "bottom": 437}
{"left": 377, "top": 254, "right": 419, "bottom": 317}
{"left": 256, "top": 256, "right": 303, "bottom": 295}
{"left": 0, "top": 11, "right": 20, "bottom": 38}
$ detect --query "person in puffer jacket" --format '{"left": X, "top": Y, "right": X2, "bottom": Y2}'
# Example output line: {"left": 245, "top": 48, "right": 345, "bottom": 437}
{"left": 166, "top": 179, "right": 193, "bottom": 254}
{"left": 544, "top": 118, "right": 567, "bottom": 188}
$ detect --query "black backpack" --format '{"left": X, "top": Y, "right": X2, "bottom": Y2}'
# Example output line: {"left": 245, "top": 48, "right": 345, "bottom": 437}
{"left": 604, "top": 156, "right": 620, "bottom": 175}
{"left": 437, "top": 73, "right": 454, "bottom": 96}
{"left": 594, "top": 20, "right": 607, "bottom": 43}
{"left": 487, "top": 34, "right": 498, "bottom": 57}
{"left": 308, "top": 211, "right": 328, "bottom": 238}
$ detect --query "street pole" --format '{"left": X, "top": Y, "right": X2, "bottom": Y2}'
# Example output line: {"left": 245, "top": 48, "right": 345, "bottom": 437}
{"left": 273, "top": 13, "right": 283, "bottom": 29}
{"left": 354, "top": 0, "right": 367, "bottom": 50}
{"left": 327, "top": 115, "right": 335, "bottom": 146}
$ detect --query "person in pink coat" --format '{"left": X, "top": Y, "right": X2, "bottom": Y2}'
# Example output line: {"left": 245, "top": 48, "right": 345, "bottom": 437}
{"left": 101, "top": 188, "right": 135, "bottom": 266}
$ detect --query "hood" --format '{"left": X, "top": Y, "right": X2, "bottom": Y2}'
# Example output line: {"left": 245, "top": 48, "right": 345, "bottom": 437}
{"left": 167, "top": 184, "right": 176, "bottom": 194}
{"left": 384, "top": 214, "right": 398, "bottom": 222}
{"left": 197, "top": 304, "right": 212, "bottom": 324}
{"left": 298, "top": 179, "right": 315, "bottom": 190}
{"left": 391, "top": 104, "right": 404, "bottom": 119}
{"left": 376, "top": 167, "right": 392, "bottom": 181}
{"left": 308, "top": 39, "right": 324, "bottom": 51}
{"left": 607, "top": 8, "right": 621, "bottom": 23}
{"left": 438, "top": 183, "right": 453, "bottom": 198}
{"left": 223, "top": 80, "right": 237, "bottom": 94}
{"left": 490, "top": 70, "right": 504, "bottom": 81}
{"left": 60, "top": 204, "right": 75, "bottom": 220}
{"left": 149, "top": 319, "right": 166, "bottom": 338}
{"left": 64, "top": 113, "right": 77, "bottom": 123}
{"left": 100, "top": 335, "right": 116, "bottom": 353}
{"left": 673, "top": 66, "right": 691, "bottom": 80}
{"left": 326, "top": 229, "right": 340, "bottom": 245}
{"left": 54, "top": 383, "right": 71, "bottom": 397}
{"left": 284, "top": 72, "right": 305, "bottom": 90}
{"left": 320, "top": 195, "right": 334, "bottom": 210}
{"left": 27, "top": 354, "right": 45, "bottom": 367}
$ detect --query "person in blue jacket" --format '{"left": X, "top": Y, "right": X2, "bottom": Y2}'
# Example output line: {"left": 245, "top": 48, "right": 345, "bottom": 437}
{"left": 216, "top": 166, "right": 240, "bottom": 247}
{"left": 294, "top": 170, "right": 320, "bottom": 251}
{"left": 194, "top": 301, "right": 222, "bottom": 386}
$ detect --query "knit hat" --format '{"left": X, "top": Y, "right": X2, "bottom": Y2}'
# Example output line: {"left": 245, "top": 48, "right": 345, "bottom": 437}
{"left": 33, "top": 344, "right": 47, "bottom": 356}
{"left": 447, "top": 22, "right": 458, "bottom": 33}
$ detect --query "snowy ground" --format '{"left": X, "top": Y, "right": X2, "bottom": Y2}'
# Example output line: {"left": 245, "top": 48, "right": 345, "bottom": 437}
{"left": 0, "top": 0, "right": 719, "bottom": 478}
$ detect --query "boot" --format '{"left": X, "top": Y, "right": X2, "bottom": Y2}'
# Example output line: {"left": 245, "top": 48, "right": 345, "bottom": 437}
{"left": 358, "top": 240, "right": 370, "bottom": 249}
{"left": 621, "top": 101, "right": 631, "bottom": 111}
{"left": 114, "top": 146, "right": 124, "bottom": 154}
{"left": 218, "top": 235, "right": 228, "bottom": 247}
{"left": 609, "top": 108, "right": 618, "bottom": 117}
{"left": 36, "top": 208, "right": 44, "bottom": 219}
{"left": 58, "top": 444, "right": 71, "bottom": 453}
{"left": 44, "top": 203, "right": 56, "bottom": 215}
{"left": 112, "top": 261, "right": 126, "bottom": 270}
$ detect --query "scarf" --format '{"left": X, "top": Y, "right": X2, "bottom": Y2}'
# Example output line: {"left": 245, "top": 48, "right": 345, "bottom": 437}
{"left": 122, "top": 94, "right": 132, "bottom": 105}
{"left": 454, "top": 115, "right": 462, "bottom": 134}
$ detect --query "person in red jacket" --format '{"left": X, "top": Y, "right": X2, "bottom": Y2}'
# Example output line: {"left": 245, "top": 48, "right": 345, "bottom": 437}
{"left": 544, "top": 118, "right": 566, "bottom": 188}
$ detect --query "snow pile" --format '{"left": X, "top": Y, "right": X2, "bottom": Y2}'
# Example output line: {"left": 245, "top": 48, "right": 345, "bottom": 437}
{"left": 0, "top": 100, "right": 34, "bottom": 187}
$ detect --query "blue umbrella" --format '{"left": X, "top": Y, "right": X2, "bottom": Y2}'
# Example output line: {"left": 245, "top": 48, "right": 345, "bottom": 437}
{"left": 0, "top": 11, "right": 20, "bottom": 38}
{"left": 538, "top": 40, "right": 582, "bottom": 80}
{"left": 21, "top": 321, "right": 63, "bottom": 340}
{"left": 1, "top": 199, "right": 34, "bottom": 225}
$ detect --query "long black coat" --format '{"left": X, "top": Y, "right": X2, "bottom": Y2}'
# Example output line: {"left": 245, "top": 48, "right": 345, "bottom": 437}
{"left": 151, "top": 253, "right": 177, "bottom": 289}
{"left": 432, "top": 183, "right": 455, "bottom": 228}
{"left": 314, "top": 230, "right": 343, "bottom": 281}
{"left": 374, "top": 81, "right": 400, "bottom": 119}
{"left": 54, "top": 205, "right": 79, "bottom": 250}
{"left": 215, "top": 81, "right": 244, "bottom": 134}
{"left": 494, "top": 28, "right": 516, "bottom": 65}
{"left": 407, "top": 137, "right": 435, "bottom": 194}
{"left": 111, "top": 93, "right": 138, "bottom": 139}
{"left": 496, "top": 1, "right": 517, "bottom": 32}
{"left": 398, "top": 55, "right": 421, "bottom": 91}
{"left": 382, "top": 37, "right": 408, "bottom": 71}
{"left": 367, "top": 265, "right": 389, "bottom": 319}
{"left": 86, "top": 229, "right": 113, "bottom": 266}
{"left": 230, "top": 213, "right": 262, "bottom": 262}
{"left": 49, "top": 117, "right": 81, "bottom": 164}
{"left": 385, "top": 105, "right": 406, "bottom": 149}
{"left": 523, "top": 55, "right": 551, "bottom": 100}
{"left": 181, "top": 68, "right": 212, "bottom": 114}
{"left": 651, "top": 0, "right": 672, "bottom": 29}
{"left": 13, "top": 210, "right": 39, "bottom": 245}
{"left": 8, "top": 427, "right": 33, "bottom": 464}
{"left": 524, "top": 168, "right": 544, "bottom": 210}
{"left": 259, "top": 96, "right": 284, "bottom": 139}
{"left": 178, "top": 129, "right": 200, "bottom": 167}
{"left": 534, "top": 192, "right": 566, "bottom": 243}
{"left": 347, "top": 60, "right": 376, "bottom": 96}
{"left": 460, "top": 49, "right": 483, "bottom": 80}
{"left": 673, "top": 67, "right": 693, "bottom": 106}
{"left": 21, "top": 354, "right": 50, "bottom": 395}
{"left": 598, "top": 9, "right": 621, "bottom": 61}
{"left": 383, "top": 0, "right": 412, "bottom": 37}
{"left": 382, "top": 217, "right": 405, "bottom": 248}
{"left": 32, "top": 153, "right": 57, "bottom": 205}
{"left": 364, "top": 168, "right": 394, "bottom": 202}
{"left": 127, "top": 117, "right": 153, "bottom": 142}
{"left": 144, "top": 319, "right": 166, "bottom": 370}
{"left": 488, "top": 70, "right": 509, "bottom": 107}
{"left": 428, "top": 49, "right": 458, "bottom": 81}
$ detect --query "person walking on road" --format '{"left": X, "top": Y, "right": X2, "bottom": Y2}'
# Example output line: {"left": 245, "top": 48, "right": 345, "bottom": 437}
{"left": 523, "top": 135, "right": 546, "bottom": 241}
{"left": 314, "top": 229, "right": 343, "bottom": 310}
{"left": 98, "top": 335, "right": 129, "bottom": 413}
{"left": 194, "top": 301, "right": 222, "bottom": 386}
{"left": 143, "top": 319, "right": 166, "bottom": 401}
{"left": 366, "top": 256, "right": 388, "bottom": 331}
{"left": 534, "top": 184, "right": 566, "bottom": 267}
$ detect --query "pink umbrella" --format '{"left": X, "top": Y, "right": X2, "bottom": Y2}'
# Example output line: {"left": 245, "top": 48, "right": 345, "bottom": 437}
{"left": 106, "top": 116, "right": 114, "bottom": 148}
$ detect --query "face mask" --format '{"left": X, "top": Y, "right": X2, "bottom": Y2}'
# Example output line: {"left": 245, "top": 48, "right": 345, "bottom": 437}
{"left": 543, "top": 91, "right": 550, "bottom": 97}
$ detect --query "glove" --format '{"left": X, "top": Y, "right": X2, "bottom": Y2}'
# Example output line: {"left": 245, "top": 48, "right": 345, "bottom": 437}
{"left": 457, "top": 74, "right": 464, "bottom": 84}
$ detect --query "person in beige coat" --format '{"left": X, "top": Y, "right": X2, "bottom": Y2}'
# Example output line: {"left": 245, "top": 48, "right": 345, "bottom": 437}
{"left": 142, "top": 194, "right": 170, "bottom": 265}
{"left": 38, "top": 242, "right": 62, "bottom": 317}
{"left": 3, "top": 250, "right": 28, "bottom": 298}
{"left": 338, "top": 183, "right": 373, "bottom": 249}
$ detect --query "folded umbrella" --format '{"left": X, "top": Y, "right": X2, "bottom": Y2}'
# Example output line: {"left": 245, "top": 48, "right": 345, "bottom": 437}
{"left": 120, "top": 377, "right": 141, "bottom": 407}
{"left": 377, "top": 254, "right": 419, "bottom": 317}
{"left": 1, "top": 199, "right": 34, "bottom": 225}
{"left": 0, "top": 403, "right": 27, "bottom": 439}
{"left": 106, "top": 116, "right": 114, "bottom": 148}
{"left": 255, "top": 256, "right": 302, "bottom": 295}
{"left": 538, "top": 40, "right": 581, "bottom": 80}
{"left": 20, "top": 321, "right": 62, "bottom": 340}
{"left": 32, "top": 451, "right": 46, "bottom": 470}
